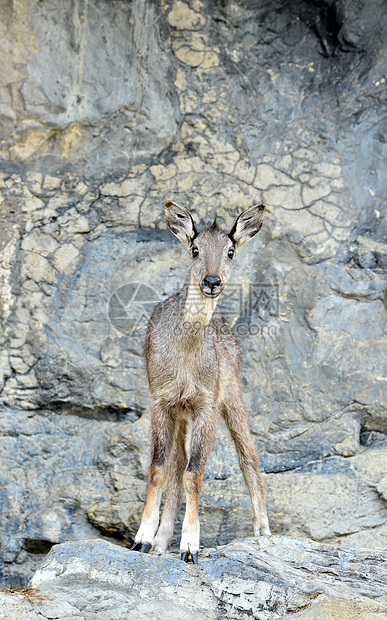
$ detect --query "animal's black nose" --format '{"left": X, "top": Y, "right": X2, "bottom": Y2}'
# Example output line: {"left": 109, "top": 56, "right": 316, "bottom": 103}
{"left": 202, "top": 275, "right": 222, "bottom": 292}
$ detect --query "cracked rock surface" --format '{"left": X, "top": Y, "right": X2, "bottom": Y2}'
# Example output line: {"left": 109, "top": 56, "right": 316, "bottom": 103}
{"left": 0, "top": 0, "right": 386, "bottom": 585}
{"left": 1, "top": 537, "right": 387, "bottom": 619}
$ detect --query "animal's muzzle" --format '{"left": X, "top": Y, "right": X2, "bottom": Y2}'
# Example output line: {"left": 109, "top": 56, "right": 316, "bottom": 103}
{"left": 201, "top": 275, "right": 222, "bottom": 296}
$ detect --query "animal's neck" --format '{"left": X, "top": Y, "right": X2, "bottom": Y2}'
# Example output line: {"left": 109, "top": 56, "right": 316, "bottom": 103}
{"left": 182, "top": 272, "right": 219, "bottom": 326}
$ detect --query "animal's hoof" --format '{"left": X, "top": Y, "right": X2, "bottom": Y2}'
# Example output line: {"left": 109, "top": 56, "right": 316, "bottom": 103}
{"left": 180, "top": 551, "right": 199, "bottom": 565}
{"left": 131, "top": 542, "right": 152, "bottom": 553}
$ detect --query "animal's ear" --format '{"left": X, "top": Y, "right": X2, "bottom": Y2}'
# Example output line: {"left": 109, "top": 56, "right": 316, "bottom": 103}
{"left": 165, "top": 201, "right": 198, "bottom": 251}
{"left": 229, "top": 204, "right": 265, "bottom": 250}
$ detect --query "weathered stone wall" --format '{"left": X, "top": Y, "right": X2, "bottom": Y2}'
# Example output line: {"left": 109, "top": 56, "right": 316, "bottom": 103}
{"left": 0, "top": 0, "right": 386, "bottom": 584}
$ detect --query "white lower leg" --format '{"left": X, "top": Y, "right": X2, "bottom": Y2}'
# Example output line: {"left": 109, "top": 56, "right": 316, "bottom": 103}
{"left": 134, "top": 486, "right": 163, "bottom": 546}
{"left": 180, "top": 511, "right": 200, "bottom": 554}
{"left": 153, "top": 514, "right": 176, "bottom": 553}
{"left": 252, "top": 496, "right": 271, "bottom": 536}
{"left": 180, "top": 471, "right": 201, "bottom": 555}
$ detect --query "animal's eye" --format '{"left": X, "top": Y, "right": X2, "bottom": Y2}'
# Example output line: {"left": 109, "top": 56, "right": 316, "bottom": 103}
{"left": 227, "top": 248, "right": 235, "bottom": 259}
{"left": 192, "top": 246, "right": 199, "bottom": 258}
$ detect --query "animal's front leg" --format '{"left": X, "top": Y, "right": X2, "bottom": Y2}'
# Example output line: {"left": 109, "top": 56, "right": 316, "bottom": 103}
{"left": 132, "top": 402, "right": 174, "bottom": 553}
{"left": 131, "top": 463, "right": 166, "bottom": 553}
{"left": 180, "top": 408, "right": 217, "bottom": 564}
{"left": 180, "top": 470, "right": 202, "bottom": 564}
{"left": 153, "top": 417, "right": 187, "bottom": 553}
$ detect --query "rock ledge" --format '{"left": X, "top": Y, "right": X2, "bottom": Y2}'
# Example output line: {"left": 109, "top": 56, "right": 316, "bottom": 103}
{"left": 1, "top": 536, "right": 386, "bottom": 619}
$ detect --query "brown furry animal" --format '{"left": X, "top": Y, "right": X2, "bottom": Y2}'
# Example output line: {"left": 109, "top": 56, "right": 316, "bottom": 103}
{"left": 131, "top": 201, "right": 270, "bottom": 564}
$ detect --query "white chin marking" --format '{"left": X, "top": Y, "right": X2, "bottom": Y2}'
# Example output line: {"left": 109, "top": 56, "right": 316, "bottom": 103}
{"left": 200, "top": 289, "right": 222, "bottom": 299}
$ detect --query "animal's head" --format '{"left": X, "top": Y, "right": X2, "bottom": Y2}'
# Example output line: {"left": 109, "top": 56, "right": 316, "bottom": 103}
{"left": 165, "top": 201, "right": 265, "bottom": 298}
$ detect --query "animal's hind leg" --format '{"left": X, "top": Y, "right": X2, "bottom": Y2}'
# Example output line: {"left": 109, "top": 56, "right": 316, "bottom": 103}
{"left": 222, "top": 386, "right": 270, "bottom": 536}
{"left": 153, "top": 417, "right": 188, "bottom": 553}
{"left": 131, "top": 401, "right": 175, "bottom": 553}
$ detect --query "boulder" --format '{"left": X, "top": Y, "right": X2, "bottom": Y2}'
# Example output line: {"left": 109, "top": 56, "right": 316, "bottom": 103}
{"left": 1, "top": 537, "right": 386, "bottom": 619}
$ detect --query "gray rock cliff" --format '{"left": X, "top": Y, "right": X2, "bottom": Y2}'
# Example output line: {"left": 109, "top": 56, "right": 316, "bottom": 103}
{"left": 0, "top": 0, "right": 386, "bottom": 587}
